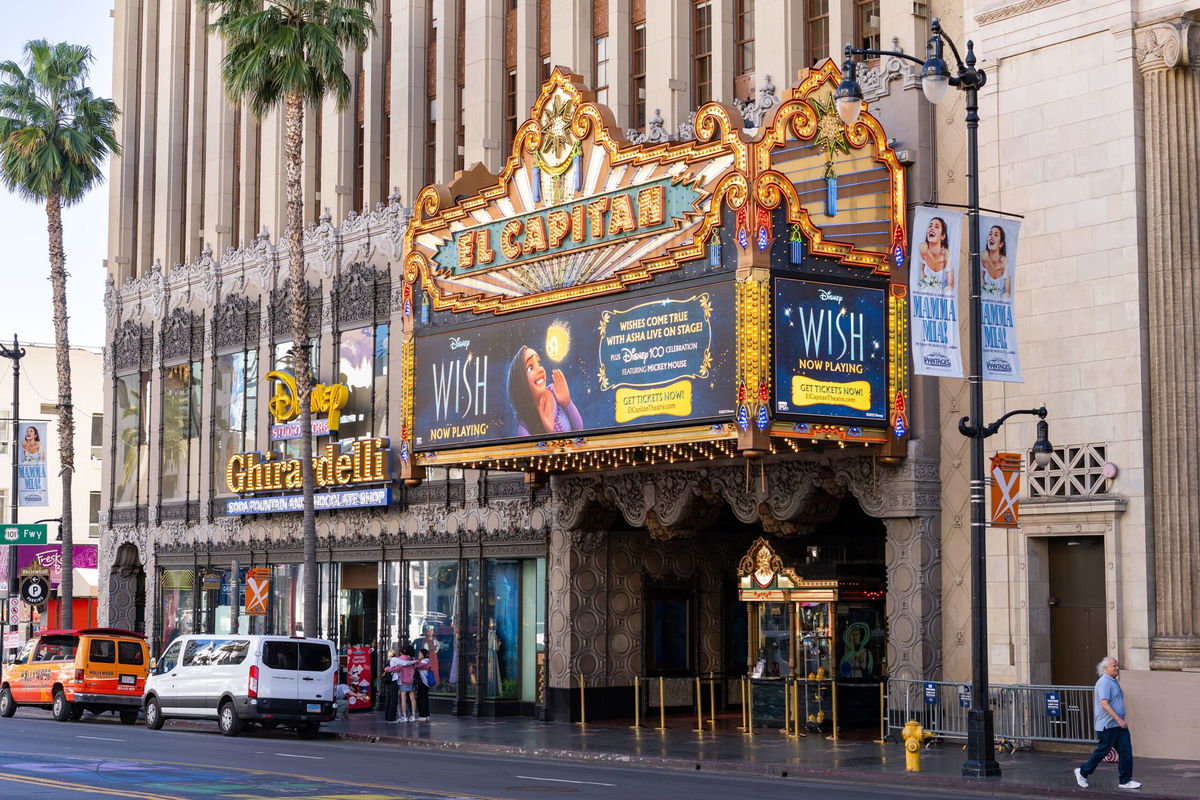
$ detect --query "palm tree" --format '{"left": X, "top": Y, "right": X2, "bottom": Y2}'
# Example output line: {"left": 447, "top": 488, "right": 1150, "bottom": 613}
{"left": 200, "top": 0, "right": 375, "bottom": 637}
{"left": 0, "top": 41, "right": 119, "bottom": 629}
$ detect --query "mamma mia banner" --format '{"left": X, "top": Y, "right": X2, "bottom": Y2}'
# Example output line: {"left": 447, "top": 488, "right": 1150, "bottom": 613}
{"left": 979, "top": 214, "right": 1023, "bottom": 382}
{"left": 17, "top": 421, "right": 48, "bottom": 507}
{"left": 909, "top": 206, "right": 963, "bottom": 378}
{"left": 413, "top": 282, "right": 735, "bottom": 449}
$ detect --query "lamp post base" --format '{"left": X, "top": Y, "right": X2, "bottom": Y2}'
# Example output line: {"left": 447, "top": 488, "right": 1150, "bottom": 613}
{"left": 962, "top": 709, "right": 1002, "bottom": 777}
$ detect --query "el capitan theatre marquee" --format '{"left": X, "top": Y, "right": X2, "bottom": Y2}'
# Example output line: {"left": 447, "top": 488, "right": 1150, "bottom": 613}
{"left": 398, "top": 66, "right": 911, "bottom": 481}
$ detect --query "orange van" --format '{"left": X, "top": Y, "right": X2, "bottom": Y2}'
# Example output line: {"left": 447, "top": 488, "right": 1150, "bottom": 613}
{"left": 0, "top": 627, "right": 149, "bottom": 724}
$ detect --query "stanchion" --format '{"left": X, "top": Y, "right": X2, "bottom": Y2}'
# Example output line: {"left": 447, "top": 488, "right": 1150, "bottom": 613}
{"left": 791, "top": 680, "right": 803, "bottom": 737}
{"left": 830, "top": 679, "right": 839, "bottom": 742}
{"left": 738, "top": 676, "right": 749, "bottom": 731}
{"left": 874, "top": 681, "right": 887, "bottom": 743}
{"left": 782, "top": 677, "right": 791, "bottom": 735}
{"left": 579, "top": 672, "right": 586, "bottom": 725}
{"left": 745, "top": 678, "right": 755, "bottom": 736}
{"left": 632, "top": 676, "right": 641, "bottom": 729}
{"left": 707, "top": 672, "right": 716, "bottom": 726}
{"left": 694, "top": 675, "right": 704, "bottom": 732}
{"left": 656, "top": 676, "right": 667, "bottom": 730}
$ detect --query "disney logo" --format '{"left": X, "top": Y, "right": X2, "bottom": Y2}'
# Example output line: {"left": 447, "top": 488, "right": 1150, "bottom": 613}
{"left": 818, "top": 289, "right": 844, "bottom": 303}
{"left": 449, "top": 336, "right": 471, "bottom": 350}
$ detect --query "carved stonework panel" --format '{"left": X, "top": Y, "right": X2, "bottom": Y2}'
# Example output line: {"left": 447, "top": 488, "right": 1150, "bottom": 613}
{"left": 334, "top": 263, "right": 390, "bottom": 326}
{"left": 270, "top": 280, "right": 323, "bottom": 337}
{"left": 213, "top": 295, "right": 258, "bottom": 352}
{"left": 1135, "top": 20, "right": 1200, "bottom": 72}
{"left": 112, "top": 320, "right": 151, "bottom": 373}
{"left": 883, "top": 514, "right": 942, "bottom": 680}
{"left": 161, "top": 308, "right": 203, "bottom": 363}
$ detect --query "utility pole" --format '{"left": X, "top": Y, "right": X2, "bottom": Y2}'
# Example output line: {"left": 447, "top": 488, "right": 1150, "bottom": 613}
{"left": 1, "top": 335, "right": 26, "bottom": 663}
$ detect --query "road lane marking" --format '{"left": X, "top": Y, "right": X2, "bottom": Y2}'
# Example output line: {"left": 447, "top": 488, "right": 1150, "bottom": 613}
{"left": 275, "top": 752, "right": 324, "bottom": 759}
{"left": 515, "top": 775, "right": 617, "bottom": 787}
{"left": 76, "top": 735, "right": 126, "bottom": 742}
{"left": 0, "top": 772, "right": 185, "bottom": 800}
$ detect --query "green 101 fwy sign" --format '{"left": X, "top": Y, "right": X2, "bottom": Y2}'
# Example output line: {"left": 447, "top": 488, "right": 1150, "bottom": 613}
{"left": 0, "top": 524, "right": 47, "bottom": 545}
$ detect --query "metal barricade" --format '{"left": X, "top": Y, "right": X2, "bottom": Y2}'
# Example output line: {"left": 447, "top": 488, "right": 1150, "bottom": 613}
{"left": 887, "top": 678, "right": 1096, "bottom": 749}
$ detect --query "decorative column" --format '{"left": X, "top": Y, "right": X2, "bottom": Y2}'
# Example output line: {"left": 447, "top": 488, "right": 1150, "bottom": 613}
{"left": 1138, "top": 20, "right": 1200, "bottom": 670}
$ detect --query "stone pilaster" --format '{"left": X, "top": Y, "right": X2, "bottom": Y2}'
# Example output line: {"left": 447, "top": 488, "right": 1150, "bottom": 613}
{"left": 1138, "top": 18, "right": 1200, "bottom": 669}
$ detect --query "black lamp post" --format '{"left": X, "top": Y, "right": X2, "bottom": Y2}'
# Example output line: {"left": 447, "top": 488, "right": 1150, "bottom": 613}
{"left": 0, "top": 336, "right": 25, "bottom": 661}
{"left": 837, "top": 20, "right": 1053, "bottom": 779}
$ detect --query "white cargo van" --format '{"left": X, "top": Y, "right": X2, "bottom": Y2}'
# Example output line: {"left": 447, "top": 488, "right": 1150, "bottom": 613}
{"left": 143, "top": 634, "right": 336, "bottom": 738}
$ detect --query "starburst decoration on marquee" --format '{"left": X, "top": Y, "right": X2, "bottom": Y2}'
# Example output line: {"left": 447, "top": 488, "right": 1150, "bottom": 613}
{"left": 809, "top": 94, "right": 851, "bottom": 180}
{"left": 538, "top": 95, "right": 576, "bottom": 168}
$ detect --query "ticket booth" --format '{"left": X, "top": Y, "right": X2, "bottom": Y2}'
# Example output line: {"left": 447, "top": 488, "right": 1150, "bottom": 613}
{"left": 736, "top": 537, "right": 885, "bottom": 729}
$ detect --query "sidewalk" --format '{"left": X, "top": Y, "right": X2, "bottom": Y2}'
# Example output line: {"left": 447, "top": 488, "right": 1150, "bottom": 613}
{"left": 318, "top": 711, "right": 1200, "bottom": 799}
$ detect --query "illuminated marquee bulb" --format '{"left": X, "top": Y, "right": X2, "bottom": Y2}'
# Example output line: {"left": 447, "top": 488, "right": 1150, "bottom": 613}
{"left": 544, "top": 320, "right": 571, "bottom": 363}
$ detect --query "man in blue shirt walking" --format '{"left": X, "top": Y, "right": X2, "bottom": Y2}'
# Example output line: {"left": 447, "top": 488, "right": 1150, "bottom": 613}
{"left": 1074, "top": 656, "right": 1140, "bottom": 790}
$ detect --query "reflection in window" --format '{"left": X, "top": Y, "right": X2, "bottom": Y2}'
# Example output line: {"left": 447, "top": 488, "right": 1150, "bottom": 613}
{"left": 159, "top": 568, "right": 195, "bottom": 653}
{"left": 160, "top": 361, "right": 202, "bottom": 503}
{"left": 406, "top": 559, "right": 459, "bottom": 696}
{"left": 271, "top": 563, "right": 305, "bottom": 637}
{"left": 337, "top": 324, "right": 388, "bottom": 441}
{"left": 486, "top": 559, "right": 521, "bottom": 699}
{"left": 213, "top": 350, "right": 258, "bottom": 495}
{"left": 113, "top": 372, "right": 147, "bottom": 506}
{"left": 272, "top": 339, "right": 319, "bottom": 459}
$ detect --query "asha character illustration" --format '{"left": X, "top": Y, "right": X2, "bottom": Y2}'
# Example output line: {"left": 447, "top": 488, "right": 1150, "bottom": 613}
{"left": 507, "top": 345, "right": 582, "bottom": 435}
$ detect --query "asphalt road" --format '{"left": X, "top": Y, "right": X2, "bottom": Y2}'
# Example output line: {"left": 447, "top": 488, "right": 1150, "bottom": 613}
{"left": 0, "top": 709, "right": 1040, "bottom": 800}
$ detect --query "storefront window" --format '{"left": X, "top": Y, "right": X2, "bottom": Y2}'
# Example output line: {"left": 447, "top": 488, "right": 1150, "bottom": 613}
{"left": 381, "top": 561, "right": 403, "bottom": 648}
{"left": 213, "top": 567, "right": 251, "bottom": 635}
{"left": 271, "top": 563, "right": 304, "bottom": 637}
{"left": 113, "top": 372, "right": 148, "bottom": 506}
{"left": 521, "top": 558, "right": 546, "bottom": 703}
{"left": 271, "top": 339, "right": 320, "bottom": 458}
{"left": 406, "top": 559, "right": 459, "bottom": 696}
{"left": 337, "top": 324, "right": 388, "bottom": 441}
{"left": 464, "top": 559, "right": 480, "bottom": 700}
{"left": 486, "top": 559, "right": 521, "bottom": 699}
{"left": 159, "top": 568, "right": 195, "bottom": 654}
{"left": 160, "top": 361, "right": 202, "bottom": 503}
{"left": 213, "top": 350, "right": 258, "bottom": 495}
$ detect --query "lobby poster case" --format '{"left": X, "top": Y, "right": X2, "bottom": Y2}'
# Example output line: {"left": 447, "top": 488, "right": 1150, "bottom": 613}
{"left": 413, "top": 281, "right": 736, "bottom": 450}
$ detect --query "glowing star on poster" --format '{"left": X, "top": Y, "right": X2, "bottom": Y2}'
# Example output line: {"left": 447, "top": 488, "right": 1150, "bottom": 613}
{"left": 544, "top": 320, "right": 571, "bottom": 363}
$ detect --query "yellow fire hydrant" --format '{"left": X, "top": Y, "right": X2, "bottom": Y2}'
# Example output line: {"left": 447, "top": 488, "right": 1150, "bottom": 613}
{"left": 901, "top": 720, "right": 933, "bottom": 771}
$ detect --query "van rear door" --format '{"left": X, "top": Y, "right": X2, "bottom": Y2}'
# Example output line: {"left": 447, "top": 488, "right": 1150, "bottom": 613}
{"left": 295, "top": 641, "right": 335, "bottom": 712}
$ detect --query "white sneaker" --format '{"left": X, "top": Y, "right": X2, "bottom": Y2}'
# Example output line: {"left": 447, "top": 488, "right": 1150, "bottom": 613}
{"left": 1074, "top": 768, "right": 1089, "bottom": 788}
{"left": 1118, "top": 780, "right": 1142, "bottom": 790}
{"left": 417, "top": 716, "right": 429, "bottom": 721}
{"left": 407, "top": 715, "right": 416, "bottom": 721}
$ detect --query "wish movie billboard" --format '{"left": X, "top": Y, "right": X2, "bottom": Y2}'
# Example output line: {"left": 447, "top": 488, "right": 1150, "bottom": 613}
{"left": 773, "top": 278, "right": 887, "bottom": 423}
{"left": 413, "top": 282, "right": 735, "bottom": 449}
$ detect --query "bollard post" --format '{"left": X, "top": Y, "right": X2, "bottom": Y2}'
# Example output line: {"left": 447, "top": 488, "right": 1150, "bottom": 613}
{"left": 656, "top": 676, "right": 667, "bottom": 730}
{"left": 738, "top": 676, "right": 748, "bottom": 730}
{"left": 782, "top": 678, "right": 791, "bottom": 735}
{"left": 579, "top": 673, "right": 586, "bottom": 725}
{"left": 632, "top": 676, "right": 641, "bottom": 729}
{"left": 746, "top": 678, "right": 755, "bottom": 736}
{"left": 707, "top": 672, "right": 716, "bottom": 726}
{"left": 875, "top": 681, "right": 887, "bottom": 743}
{"left": 694, "top": 675, "right": 703, "bottom": 732}
{"left": 792, "top": 680, "right": 802, "bottom": 737}
{"left": 831, "top": 678, "right": 839, "bottom": 742}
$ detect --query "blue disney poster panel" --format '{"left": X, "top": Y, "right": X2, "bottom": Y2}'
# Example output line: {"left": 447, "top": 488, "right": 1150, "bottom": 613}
{"left": 414, "top": 281, "right": 736, "bottom": 449}
{"left": 774, "top": 278, "right": 887, "bottom": 422}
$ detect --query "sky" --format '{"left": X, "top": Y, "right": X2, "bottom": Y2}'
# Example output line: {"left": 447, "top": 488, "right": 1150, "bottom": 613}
{"left": 0, "top": 3, "right": 114, "bottom": 349}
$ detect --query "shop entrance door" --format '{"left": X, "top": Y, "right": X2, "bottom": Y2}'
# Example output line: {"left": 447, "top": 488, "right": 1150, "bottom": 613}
{"left": 1048, "top": 537, "right": 1106, "bottom": 686}
{"left": 338, "top": 562, "right": 379, "bottom": 651}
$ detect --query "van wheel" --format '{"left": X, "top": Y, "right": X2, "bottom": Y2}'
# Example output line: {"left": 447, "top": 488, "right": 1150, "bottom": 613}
{"left": 144, "top": 697, "right": 164, "bottom": 730}
{"left": 218, "top": 702, "right": 242, "bottom": 737}
{"left": 0, "top": 687, "right": 15, "bottom": 718}
{"left": 69, "top": 706, "right": 85, "bottom": 721}
{"left": 118, "top": 709, "right": 139, "bottom": 725}
{"left": 52, "top": 691, "right": 73, "bottom": 722}
{"left": 297, "top": 721, "right": 320, "bottom": 739}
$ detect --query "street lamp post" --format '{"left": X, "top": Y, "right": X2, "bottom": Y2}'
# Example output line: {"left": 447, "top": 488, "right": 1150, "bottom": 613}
{"left": 837, "top": 20, "right": 1053, "bottom": 779}
{"left": 0, "top": 336, "right": 25, "bottom": 662}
